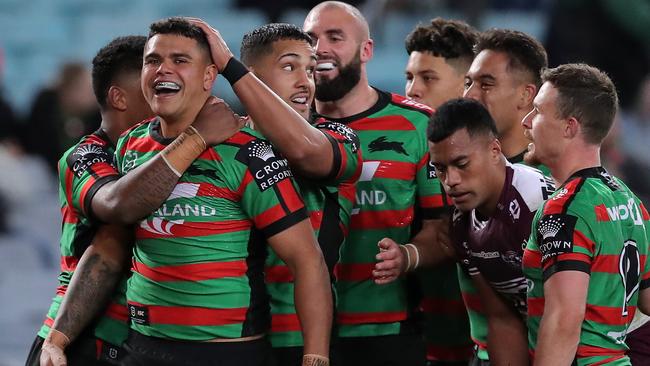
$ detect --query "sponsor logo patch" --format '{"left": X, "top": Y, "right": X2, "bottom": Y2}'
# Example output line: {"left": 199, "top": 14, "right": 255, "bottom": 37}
{"left": 236, "top": 140, "right": 293, "bottom": 191}
{"left": 427, "top": 159, "right": 437, "bottom": 179}
{"left": 537, "top": 214, "right": 577, "bottom": 262}
{"left": 68, "top": 143, "right": 113, "bottom": 178}
{"left": 318, "top": 121, "right": 360, "bottom": 153}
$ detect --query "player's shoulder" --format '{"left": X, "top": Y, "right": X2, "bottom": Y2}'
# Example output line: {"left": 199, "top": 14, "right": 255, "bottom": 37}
{"left": 314, "top": 120, "right": 360, "bottom": 151}
{"left": 62, "top": 129, "right": 114, "bottom": 170}
{"left": 119, "top": 117, "right": 156, "bottom": 139}
{"left": 510, "top": 163, "right": 555, "bottom": 212}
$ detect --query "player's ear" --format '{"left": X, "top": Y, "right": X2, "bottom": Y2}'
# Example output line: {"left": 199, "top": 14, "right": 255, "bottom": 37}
{"left": 203, "top": 64, "right": 217, "bottom": 91}
{"left": 107, "top": 86, "right": 127, "bottom": 111}
{"left": 518, "top": 83, "right": 537, "bottom": 110}
{"left": 565, "top": 116, "right": 580, "bottom": 139}
{"left": 490, "top": 137, "right": 502, "bottom": 160}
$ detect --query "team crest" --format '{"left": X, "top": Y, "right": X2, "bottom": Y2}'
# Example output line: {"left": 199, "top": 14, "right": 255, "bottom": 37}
{"left": 368, "top": 136, "right": 408, "bottom": 156}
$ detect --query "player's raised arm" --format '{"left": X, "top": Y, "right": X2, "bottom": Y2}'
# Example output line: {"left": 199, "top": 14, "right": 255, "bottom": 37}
{"left": 91, "top": 98, "right": 243, "bottom": 224}
{"left": 189, "top": 18, "right": 333, "bottom": 179}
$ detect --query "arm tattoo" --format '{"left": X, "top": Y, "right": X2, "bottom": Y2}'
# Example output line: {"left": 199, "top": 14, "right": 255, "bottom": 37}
{"left": 54, "top": 254, "right": 123, "bottom": 341}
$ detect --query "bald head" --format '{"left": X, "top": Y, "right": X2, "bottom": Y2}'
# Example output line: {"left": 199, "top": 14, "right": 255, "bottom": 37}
{"left": 305, "top": 1, "right": 369, "bottom": 41}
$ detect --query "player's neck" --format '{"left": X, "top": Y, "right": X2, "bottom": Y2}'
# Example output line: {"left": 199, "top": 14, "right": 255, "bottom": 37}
{"left": 158, "top": 103, "right": 204, "bottom": 138}
{"left": 548, "top": 145, "right": 601, "bottom": 186}
{"left": 315, "top": 77, "right": 378, "bottom": 119}
{"left": 99, "top": 110, "right": 126, "bottom": 146}
{"left": 499, "top": 123, "right": 529, "bottom": 160}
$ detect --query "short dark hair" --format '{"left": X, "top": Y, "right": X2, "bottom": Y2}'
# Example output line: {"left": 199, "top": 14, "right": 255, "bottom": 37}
{"left": 475, "top": 29, "right": 547, "bottom": 87}
{"left": 428, "top": 98, "right": 498, "bottom": 143}
{"left": 92, "top": 35, "right": 146, "bottom": 108}
{"left": 148, "top": 17, "right": 211, "bottom": 60}
{"left": 405, "top": 18, "right": 478, "bottom": 73}
{"left": 542, "top": 63, "right": 618, "bottom": 144}
{"left": 240, "top": 23, "right": 313, "bottom": 66}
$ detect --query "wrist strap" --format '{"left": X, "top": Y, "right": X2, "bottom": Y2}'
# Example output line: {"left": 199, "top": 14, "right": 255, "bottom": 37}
{"left": 400, "top": 244, "right": 412, "bottom": 272}
{"left": 221, "top": 57, "right": 249, "bottom": 85}
{"left": 404, "top": 243, "right": 420, "bottom": 270}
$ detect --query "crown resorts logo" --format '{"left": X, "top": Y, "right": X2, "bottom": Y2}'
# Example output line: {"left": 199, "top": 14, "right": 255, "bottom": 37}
{"left": 74, "top": 144, "right": 104, "bottom": 157}
{"left": 538, "top": 216, "right": 563, "bottom": 239}
{"left": 248, "top": 140, "right": 276, "bottom": 161}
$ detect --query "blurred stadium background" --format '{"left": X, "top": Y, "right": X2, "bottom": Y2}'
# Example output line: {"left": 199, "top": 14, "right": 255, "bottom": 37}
{"left": 0, "top": 0, "right": 648, "bottom": 364}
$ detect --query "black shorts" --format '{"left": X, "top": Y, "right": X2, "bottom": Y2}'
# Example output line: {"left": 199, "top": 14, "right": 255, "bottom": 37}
{"left": 339, "top": 333, "right": 426, "bottom": 366}
{"left": 121, "top": 331, "right": 271, "bottom": 366}
{"left": 25, "top": 334, "right": 124, "bottom": 366}
{"left": 627, "top": 321, "right": 650, "bottom": 366}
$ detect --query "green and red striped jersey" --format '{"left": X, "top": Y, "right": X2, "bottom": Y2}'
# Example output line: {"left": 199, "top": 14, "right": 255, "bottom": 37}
{"left": 417, "top": 263, "right": 473, "bottom": 362}
{"left": 524, "top": 167, "right": 650, "bottom": 365}
{"left": 265, "top": 121, "right": 362, "bottom": 347}
{"left": 317, "top": 89, "right": 447, "bottom": 338}
{"left": 115, "top": 119, "right": 308, "bottom": 341}
{"left": 38, "top": 128, "right": 129, "bottom": 346}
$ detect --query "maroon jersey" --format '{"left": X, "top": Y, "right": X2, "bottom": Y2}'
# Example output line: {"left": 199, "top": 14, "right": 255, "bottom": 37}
{"left": 452, "top": 163, "right": 554, "bottom": 315}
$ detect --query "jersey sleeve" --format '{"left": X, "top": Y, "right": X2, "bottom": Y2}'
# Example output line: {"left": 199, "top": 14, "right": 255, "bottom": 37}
{"left": 416, "top": 151, "right": 451, "bottom": 219}
{"left": 61, "top": 138, "right": 119, "bottom": 219}
{"left": 535, "top": 204, "right": 596, "bottom": 282}
{"left": 234, "top": 139, "right": 308, "bottom": 238}
{"left": 314, "top": 121, "right": 362, "bottom": 187}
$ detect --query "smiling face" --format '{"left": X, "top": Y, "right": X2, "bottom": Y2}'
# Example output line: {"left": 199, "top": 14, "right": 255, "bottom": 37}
{"left": 429, "top": 128, "right": 502, "bottom": 213}
{"left": 405, "top": 51, "right": 466, "bottom": 109}
{"left": 141, "top": 33, "right": 216, "bottom": 124}
{"left": 250, "top": 39, "right": 316, "bottom": 120}
{"left": 303, "top": 4, "right": 369, "bottom": 102}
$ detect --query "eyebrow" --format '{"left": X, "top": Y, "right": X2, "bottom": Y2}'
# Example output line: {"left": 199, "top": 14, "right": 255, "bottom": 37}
{"left": 144, "top": 51, "right": 193, "bottom": 59}
{"left": 278, "top": 53, "right": 317, "bottom": 62}
{"left": 451, "top": 155, "right": 468, "bottom": 165}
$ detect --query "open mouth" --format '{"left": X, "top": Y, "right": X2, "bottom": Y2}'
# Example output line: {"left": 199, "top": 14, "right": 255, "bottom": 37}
{"left": 290, "top": 93, "right": 309, "bottom": 105}
{"left": 315, "top": 61, "right": 336, "bottom": 73}
{"left": 154, "top": 81, "right": 181, "bottom": 96}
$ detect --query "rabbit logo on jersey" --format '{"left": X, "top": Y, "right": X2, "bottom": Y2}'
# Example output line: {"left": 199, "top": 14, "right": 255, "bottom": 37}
{"left": 236, "top": 140, "right": 293, "bottom": 191}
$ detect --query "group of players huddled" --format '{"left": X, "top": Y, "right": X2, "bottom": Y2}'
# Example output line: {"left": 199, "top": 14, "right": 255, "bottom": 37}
{"left": 25, "top": 1, "right": 650, "bottom": 366}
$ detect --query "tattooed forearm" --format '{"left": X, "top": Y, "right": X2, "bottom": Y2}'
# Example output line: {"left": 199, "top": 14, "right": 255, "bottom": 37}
{"left": 302, "top": 355, "right": 330, "bottom": 366}
{"left": 53, "top": 253, "right": 123, "bottom": 341}
{"left": 92, "top": 130, "right": 206, "bottom": 224}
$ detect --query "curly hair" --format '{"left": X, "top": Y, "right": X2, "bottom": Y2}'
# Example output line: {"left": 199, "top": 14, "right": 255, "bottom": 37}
{"left": 92, "top": 35, "right": 146, "bottom": 107}
{"left": 475, "top": 29, "right": 547, "bottom": 87}
{"left": 405, "top": 18, "right": 478, "bottom": 72}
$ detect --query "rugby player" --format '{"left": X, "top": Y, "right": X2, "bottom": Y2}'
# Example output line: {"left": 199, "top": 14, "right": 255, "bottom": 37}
{"left": 403, "top": 18, "right": 478, "bottom": 366}
{"left": 189, "top": 19, "right": 362, "bottom": 365}
{"left": 303, "top": 2, "right": 449, "bottom": 365}
{"left": 114, "top": 18, "right": 332, "bottom": 366}
{"left": 32, "top": 36, "right": 243, "bottom": 366}
{"left": 522, "top": 63, "right": 650, "bottom": 365}
{"left": 374, "top": 98, "right": 555, "bottom": 366}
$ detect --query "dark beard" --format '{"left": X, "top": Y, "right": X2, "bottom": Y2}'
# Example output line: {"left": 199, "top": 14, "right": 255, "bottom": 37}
{"left": 315, "top": 54, "right": 362, "bottom": 102}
